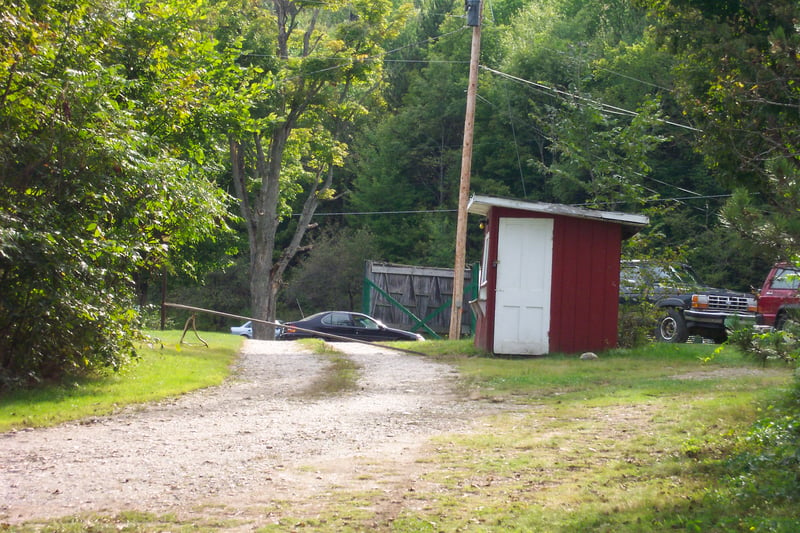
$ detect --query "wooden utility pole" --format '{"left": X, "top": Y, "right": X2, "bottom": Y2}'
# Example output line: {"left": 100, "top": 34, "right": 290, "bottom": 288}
{"left": 449, "top": 0, "right": 482, "bottom": 340}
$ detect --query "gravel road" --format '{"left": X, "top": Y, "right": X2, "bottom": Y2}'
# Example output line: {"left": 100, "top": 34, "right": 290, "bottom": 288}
{"left": 0, "top": 340, "right": 487, "bottom": 526}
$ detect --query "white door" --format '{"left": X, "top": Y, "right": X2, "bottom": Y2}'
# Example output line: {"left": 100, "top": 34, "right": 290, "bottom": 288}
{"left": 494, "top": 217, "right": 553, "bottom": 354}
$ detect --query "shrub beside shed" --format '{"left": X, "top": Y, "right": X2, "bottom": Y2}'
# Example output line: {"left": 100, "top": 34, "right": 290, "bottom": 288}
{"left": 468, "top": 195, "right": 648, "bottom": 355}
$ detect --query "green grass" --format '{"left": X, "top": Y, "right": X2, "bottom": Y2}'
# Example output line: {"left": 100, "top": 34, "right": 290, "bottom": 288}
{"left": 12, "top": 511, "right": 241, "bottom": 532}
{"left": 3, "top": 337, "right": 798, "bottom": 532}
{"left": 380, "top": 341, "right": 798, "bottom": 532}
{"left": 397, "top": 338, "right": 488, "bottom": 359}
{"left": 0, "top": 330, "right": 242, "bottom": 432}
{"left": 300, "top": 338, "right": 362, "bottom": 396}
{"left": 454, "top": 343, "right": 762, "bottom": 396}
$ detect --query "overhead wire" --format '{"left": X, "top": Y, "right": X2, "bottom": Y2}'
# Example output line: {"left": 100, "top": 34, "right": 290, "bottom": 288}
{"left": 292, "top": 193, "right": 734, "bottom": 219}
{"left": 481, "top": 66, "right": 702, "bottom": 132}
{"left": 472, "top": 73, "right": 714, "bottom": 206}
{"left": 237, "top": 5, "right": 719, "bottom": 216}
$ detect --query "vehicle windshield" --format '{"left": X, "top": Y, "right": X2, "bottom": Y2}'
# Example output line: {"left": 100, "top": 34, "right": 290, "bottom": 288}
{"left": 353, "top": 315, "right": 380, "bottom": 330}
{"left": 621, "top": 262, "right": 701, "bottom": 288}
{"left": 771, "top": 267, "right": 800, "bottom": 290}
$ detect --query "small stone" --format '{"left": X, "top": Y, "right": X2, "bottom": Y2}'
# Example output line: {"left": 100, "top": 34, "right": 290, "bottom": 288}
{"left": 580, "top": 352, "right": 598, "bottom": 360}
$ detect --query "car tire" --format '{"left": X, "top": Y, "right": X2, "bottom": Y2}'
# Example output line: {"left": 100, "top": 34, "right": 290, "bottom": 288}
{"left": 655, "top": 309, "right": 689, "bottom": 343}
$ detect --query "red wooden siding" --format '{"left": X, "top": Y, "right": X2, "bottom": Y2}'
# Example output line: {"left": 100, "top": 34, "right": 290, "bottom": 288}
{"left": 473, "top": 206, "right": 622, "bottom": 354}
{"left": 550, "top": 216, "right": 621, "bottom": 353}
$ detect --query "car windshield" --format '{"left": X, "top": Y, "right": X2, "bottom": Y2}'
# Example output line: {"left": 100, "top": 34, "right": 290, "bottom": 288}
{"left": 353, "top": 315, "right": 380, "bottom": 330}
{"left": 621, "top": 262, "right": 701, "bottom": 287}
{"left": 771, "top": 267, "right": 800, "bottom": 290}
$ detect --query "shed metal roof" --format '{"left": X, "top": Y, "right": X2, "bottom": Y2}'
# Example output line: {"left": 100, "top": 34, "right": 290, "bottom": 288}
{"left": 467, "top": 195, "right": 649, "bottom": 232}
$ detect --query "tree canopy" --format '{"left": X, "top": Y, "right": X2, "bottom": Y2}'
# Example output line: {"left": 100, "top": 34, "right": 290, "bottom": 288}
{"left": 637, "top": 0, "right": 800, "bottom": 260}
{"left": 0, "top": 0, "right": 231, "bottom": 386}
{"left": 4, "top": 0, "right": 800, "bottom": 384}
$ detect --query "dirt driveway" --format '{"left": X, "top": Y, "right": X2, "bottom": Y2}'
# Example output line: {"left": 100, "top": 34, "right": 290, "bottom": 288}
{"left": 0, "top": 341, "right": 491, "bottom": 527}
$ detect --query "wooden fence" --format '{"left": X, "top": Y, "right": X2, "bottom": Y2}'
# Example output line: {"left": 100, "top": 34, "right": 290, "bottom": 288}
{"left": 362, "top": 261, "right": 479, "bottom": 338}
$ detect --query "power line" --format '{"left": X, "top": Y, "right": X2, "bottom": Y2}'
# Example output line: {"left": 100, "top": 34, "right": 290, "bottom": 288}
{"left": 292, "top": 209, "right": 457, "bottom": 217}
{"left": 530, "top": 42, "right": 674, "bottom": 93}
{"left": 240, "top": 27, "right": 469, "bottom": 64}
{"left": 482, "top": 66, "right": 702, "bottom": 132}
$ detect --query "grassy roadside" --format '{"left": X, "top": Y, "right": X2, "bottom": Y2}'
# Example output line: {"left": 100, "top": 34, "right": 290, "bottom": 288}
{"left": 265, "top": 342, "right": 798, "bottom": 532}
{"left": 3, "top": 337, "right": 798, "bottom": 531}
{"left": 385, "top": 343, "right": 797, "bottom": 532}
{"left": 0, "top": 330, "right": 242, "bottom": 432}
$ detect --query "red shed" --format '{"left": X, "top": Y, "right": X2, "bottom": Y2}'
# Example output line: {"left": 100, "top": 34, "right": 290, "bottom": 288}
{"left": 468, "top": 195, "right": 648, "bottom": 355}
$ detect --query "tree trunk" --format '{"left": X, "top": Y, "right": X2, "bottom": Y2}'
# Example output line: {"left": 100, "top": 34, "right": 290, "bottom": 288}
{"left": 227, "top": 0, "right": 356, "bottom": 340}
{"left": 249, "top": 240, "right": 276, "bottom": 339}
{"left": 230, "top": 122, "right": 326, "bottom": 340}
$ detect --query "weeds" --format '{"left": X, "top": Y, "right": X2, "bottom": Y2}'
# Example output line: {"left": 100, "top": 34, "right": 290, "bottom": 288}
{"left": 5, "top": 338, "right": 800, "bottom": 531}
{"left": 727, "top": 322, "right": 800, "bottom": 365}
{"left": 696, "top": 324, "right": 800, "bottom": 531}
{"left": 618, "top": 301, "right": 660, "bottom": 348}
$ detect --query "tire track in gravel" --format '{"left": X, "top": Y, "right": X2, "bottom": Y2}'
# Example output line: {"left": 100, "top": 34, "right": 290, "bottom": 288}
{"left": 0, "top": 340, "right": 486, "bottom": 526}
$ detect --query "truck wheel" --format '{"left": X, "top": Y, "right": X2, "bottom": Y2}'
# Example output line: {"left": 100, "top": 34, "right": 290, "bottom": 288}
{"left": 775, "top": 312, "right": 788, "bottom": 331}
{"left": 655, "top": 309, "right": 689, "bottom": 343}
{"left": 709, "top": 333, "right": 727, "bottom": 344}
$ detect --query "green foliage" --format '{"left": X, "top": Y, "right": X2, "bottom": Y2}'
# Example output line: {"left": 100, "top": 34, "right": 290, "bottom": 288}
{"left": 727, "top": 323, "right": 800, "bottom": 366}
{"left": 697, "top": 379, "right": 800, "bottom": 531}
{"left": 618, "top": 301, "right": 660, "bottom": 348}
{"left": 722, "top": 180, "right": 800, "bottom": 264}
{"left": 223, "top": 0, "right": 410, "bottom": 336}
{"left": 537, "top": 97, "right": 668, "bottom": 209}
{"left": 346, "top": 48, "right": 467, "bottom": 264}
{"left": 0, "top": 0, "right": 233, "bottom": 387}
{"left": 281, "top": 227, "right": 379, "bottom": 316}
{"left": 639, "top": 0, "right": 800, "bottom": 275}
{"left": 640, "top": 0, "right": 800, "bottom": 187}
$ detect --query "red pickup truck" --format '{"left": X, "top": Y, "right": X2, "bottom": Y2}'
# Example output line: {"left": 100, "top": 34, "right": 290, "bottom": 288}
{"left": 757, "top": 262, "right": 800, "bottom": 329}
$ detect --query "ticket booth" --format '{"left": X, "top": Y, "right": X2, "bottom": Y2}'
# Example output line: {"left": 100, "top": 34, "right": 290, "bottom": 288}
{"left": 468, "top": 195, "right": 648, "bottom": 355}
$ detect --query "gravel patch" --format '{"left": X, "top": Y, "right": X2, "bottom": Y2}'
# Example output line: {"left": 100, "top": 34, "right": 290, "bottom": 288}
{"left": 0, "top": 341, "right": 488, "bottom": 526}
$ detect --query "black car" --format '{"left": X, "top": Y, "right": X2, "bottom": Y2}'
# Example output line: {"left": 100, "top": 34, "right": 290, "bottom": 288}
{"left": 278, "top": 311, "right": 424, "bottom": 342}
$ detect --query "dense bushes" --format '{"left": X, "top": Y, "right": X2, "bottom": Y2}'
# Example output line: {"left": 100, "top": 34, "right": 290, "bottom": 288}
{"left": 705, "top": 324, "right": 800, "bottom": 526}
{"left": 0, "top": 0, "right": 230, "bottom": 388}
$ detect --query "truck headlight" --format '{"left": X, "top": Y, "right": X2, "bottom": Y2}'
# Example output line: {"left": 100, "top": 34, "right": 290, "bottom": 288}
{"left": 691, "top": 294, "right": 708, "bottom": 309}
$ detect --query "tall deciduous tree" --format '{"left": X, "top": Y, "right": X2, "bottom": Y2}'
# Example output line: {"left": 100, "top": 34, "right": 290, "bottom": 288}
{"left": 224, "top": 0, "right": 409, "bottom": 339}
{"left": 639, "top": 0, "right": 800, "bottom": 258}
{"left": 0, "top": 0, "right": 232, "bottom": 386}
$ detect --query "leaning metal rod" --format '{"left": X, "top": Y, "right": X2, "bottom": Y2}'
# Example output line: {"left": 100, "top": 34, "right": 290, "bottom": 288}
{"left": 163, "top": 302, "right": 430, "bottom": 357}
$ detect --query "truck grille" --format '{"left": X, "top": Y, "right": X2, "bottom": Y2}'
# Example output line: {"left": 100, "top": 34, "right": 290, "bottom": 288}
{"left": 707, "top": 295, "right": 752, "bottom": 312}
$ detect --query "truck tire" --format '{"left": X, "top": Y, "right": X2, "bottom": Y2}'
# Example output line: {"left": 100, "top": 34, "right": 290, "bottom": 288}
{"left": 775, "top": 312, "right": 788, "bottom": 331}
{"left": 656, "top": 309, "right": 689, "bottom": 343}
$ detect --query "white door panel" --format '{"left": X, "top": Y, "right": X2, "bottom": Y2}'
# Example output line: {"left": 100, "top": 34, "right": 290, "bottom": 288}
{"left": 493, "top": 218, "right": 553, "bottom": 354}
